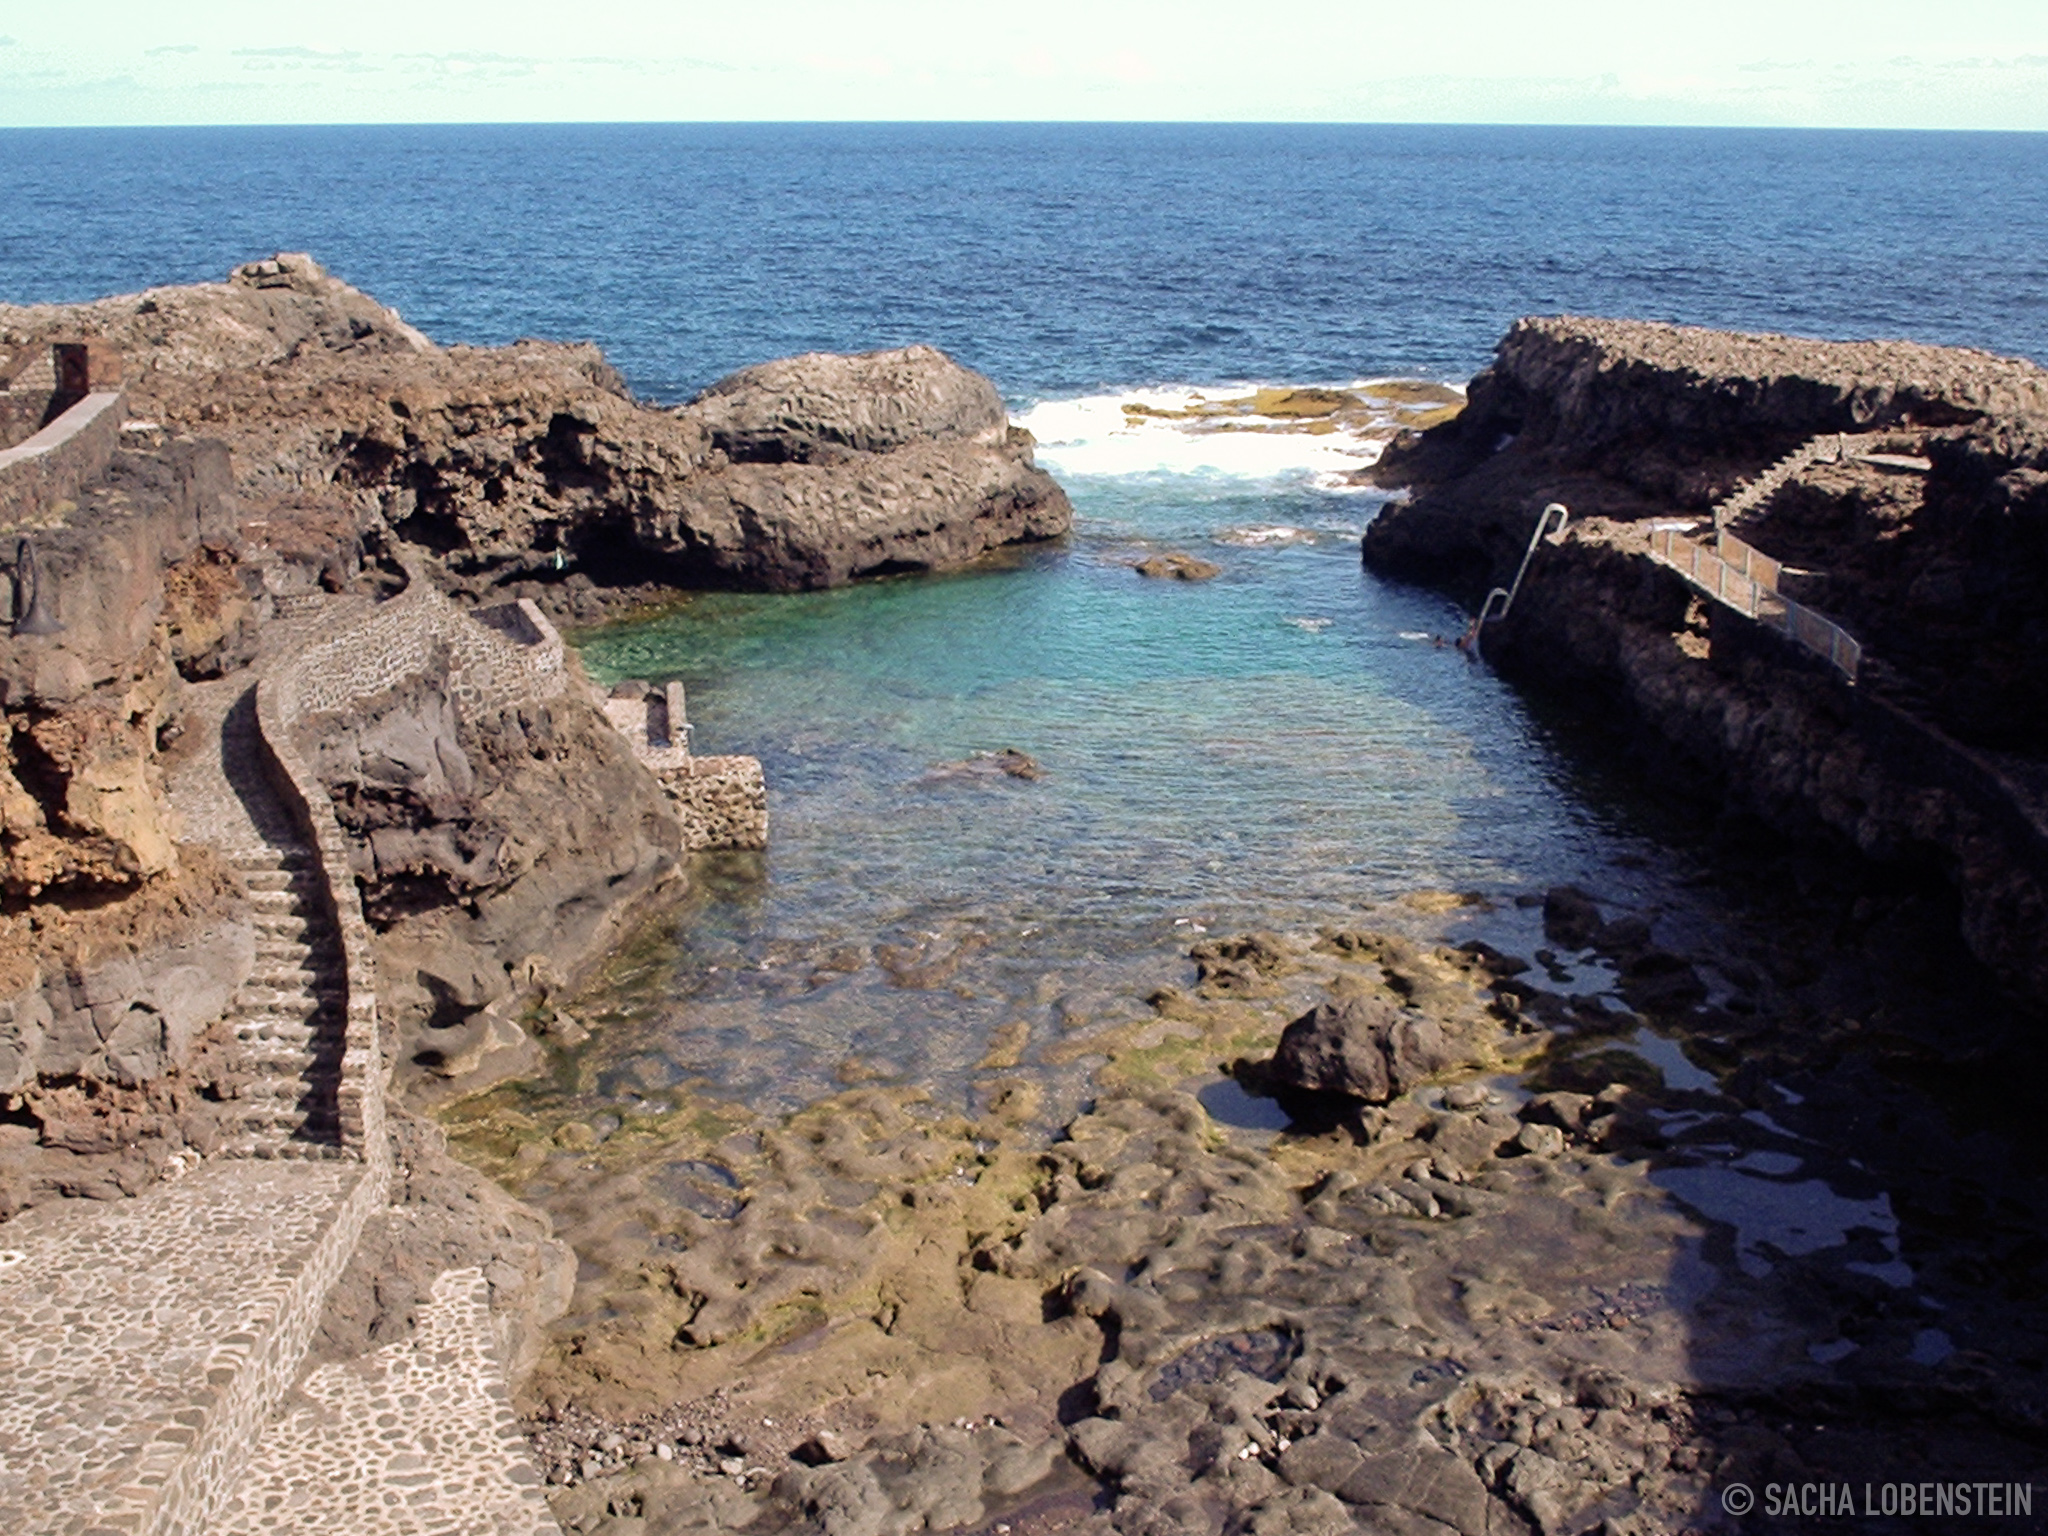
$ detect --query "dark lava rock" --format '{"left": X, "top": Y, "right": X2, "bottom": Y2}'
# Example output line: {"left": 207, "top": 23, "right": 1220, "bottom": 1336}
{"left": 1268, "top": 993, "right": 1453, "bottom": 1103}
{"left": 689, "top": 343, "right": 1006, "bottom": 464}
{"left": 1541, "top": 886, "right": 1603, "bottom": 950}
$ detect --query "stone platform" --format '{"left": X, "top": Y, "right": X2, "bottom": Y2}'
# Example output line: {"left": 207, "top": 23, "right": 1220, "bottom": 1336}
{"left": 0, "top": 1158, "right": 380, "bottom": 1535}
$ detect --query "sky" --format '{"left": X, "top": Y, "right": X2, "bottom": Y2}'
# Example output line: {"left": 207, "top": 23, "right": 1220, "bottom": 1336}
{"left": 2, "top": 1, "right": 2046, "bottom": 130}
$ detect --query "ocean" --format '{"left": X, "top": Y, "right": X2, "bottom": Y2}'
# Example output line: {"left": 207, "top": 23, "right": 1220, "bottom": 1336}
{"left": 5, "top": 122, "right": 2045, "bottom": 1114}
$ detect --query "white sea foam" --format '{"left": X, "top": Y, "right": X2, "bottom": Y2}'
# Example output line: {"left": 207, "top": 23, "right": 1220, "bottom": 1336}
{"left": 1013, "top": 383, "right": 1428, "bottom": 488}
{"left": 1216, "top": 525, "right": 1319, "bottom": 546}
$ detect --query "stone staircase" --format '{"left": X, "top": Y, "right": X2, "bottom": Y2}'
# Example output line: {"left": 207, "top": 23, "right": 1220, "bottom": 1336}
{"left": 0, "top": 602, "right": 568, "bottom": 1533}
{"left": 219, "top": 844, "right": 349, "bottom": 1157}
{"left": 1711, "top": 431, "right": 1879, "bottom": 529}
{"left": 206, "top": 686, "right": 352, "bottom": 1159}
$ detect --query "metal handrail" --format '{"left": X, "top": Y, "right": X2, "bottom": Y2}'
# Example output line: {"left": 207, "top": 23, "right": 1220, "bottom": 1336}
{"left": 1478, "top": 502, "right": 1569, "bottom": 626}
{"left": 1648, "top": 526, "right": 1862, "bottom": 682}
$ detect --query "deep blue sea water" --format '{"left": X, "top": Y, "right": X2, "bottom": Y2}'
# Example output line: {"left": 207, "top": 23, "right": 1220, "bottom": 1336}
{"left": 5, "top": 124, "right": 2045, "bottom": 1112}
{"left": 2, "top": 124, "right": 2044, "bottom": 398}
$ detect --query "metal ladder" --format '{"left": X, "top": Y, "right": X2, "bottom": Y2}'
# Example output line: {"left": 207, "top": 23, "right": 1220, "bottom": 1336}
{"left": 1465, "top": 502, "right": 1569, "bottom": 655}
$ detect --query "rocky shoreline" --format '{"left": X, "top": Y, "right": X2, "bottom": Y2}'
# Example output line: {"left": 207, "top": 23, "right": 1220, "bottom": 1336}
{"left": 6, "top": 265, "right": 2048, "bottom": 1534}
{"left": 474, "top": 863, "right": 2048, "bottom": 1536}
{"left": 1360, "top": 316, "right": 2048, "bottom": 1000}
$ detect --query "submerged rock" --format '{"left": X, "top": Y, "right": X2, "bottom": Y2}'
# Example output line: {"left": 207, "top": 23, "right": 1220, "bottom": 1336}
{"left": 1134, "top": 551, "right": 1222, "bottom": 581}
{"left": 921, "top": 747, "right": 1045, "bottom": 784}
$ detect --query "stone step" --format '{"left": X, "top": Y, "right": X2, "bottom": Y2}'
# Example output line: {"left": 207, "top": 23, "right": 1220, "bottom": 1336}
{"left": 240, "top": 869, "right": 315, "bottom": 895}
{"left": 230, "top": 1009, "right": 329, "bottom": 1034}
{"left": 234, "top": 1015, "right": 316, "bottom": 1035}
{"left": 210, "top": 1268, "right": 561, "bottom": 1536}
{"left": 228, "top": 847, "right": 315, "bottom": 871}
{"left": 236, "top": 1054, "right": 341, "bottom": 1081}
{"left": 246, "top": 964, "right": 323, "bottom": 987}
{"left": 234, "top": 982, "right": 346, "bottom": 1007}
{"left": 236, "top": 1055, "right": 339, "bottom": 1084}
{"left": 252, "top": 941, "right": 316, "bottom": 966}
{"left": 245, "top": 893, "right": 317, "bottom": 920}
{"left": 232, "top": 1032, "right": 320, "bottom": 1057}
{"left": 219, "top": 1134, "right": 350, "bottom": 1162}
{"left": 232, "top": 1010, "right": 322, "bottom": 1034}
{"left": 235, "top": 1101, "right": 343, "bottom": 1134}
{"left": 252, "top": 921, "right": 335, "bottom": 949}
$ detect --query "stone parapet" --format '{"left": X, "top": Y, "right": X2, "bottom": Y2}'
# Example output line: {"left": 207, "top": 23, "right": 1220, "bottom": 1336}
{"left": 658, "top": 754, "right": 769, "bottom": 852}
{"left": 0, "top": 388, "right": 125, "bottom": 528}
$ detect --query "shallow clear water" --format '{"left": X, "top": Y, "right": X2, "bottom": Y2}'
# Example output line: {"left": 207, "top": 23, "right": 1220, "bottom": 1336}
{"left": 575, "top": 453, "right": 1685, "bottom": 1114}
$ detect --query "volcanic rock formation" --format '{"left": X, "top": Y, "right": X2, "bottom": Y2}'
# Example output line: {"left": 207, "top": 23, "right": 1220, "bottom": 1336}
{"left": 1363, "top": 315, "right": 2048, "bottom": 994}
{"left": 1, "top": 254, "right": 1071, "bottom": 607}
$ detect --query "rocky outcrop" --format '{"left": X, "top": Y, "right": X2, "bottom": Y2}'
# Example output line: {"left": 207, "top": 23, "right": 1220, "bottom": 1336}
{"left": 1362, "top": 316, "right": 2048, "bottom": 599}
{"left": 1363, "top": 316, "right": 2048, "bottom": 997}
{"left": 690, "top": 343, "right": 1005, "bottom": 462}
{"left": 2, "top": 259, "right": 1072, "bottom": 607}
{"left": 0, "top": 400, "right": 265, "bottom": 1211}
{"left": 652, "top": 345, "right": 1070, "bottom": 588}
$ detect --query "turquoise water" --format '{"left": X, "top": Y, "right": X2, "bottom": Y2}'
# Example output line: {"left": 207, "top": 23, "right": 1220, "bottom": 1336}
{"left": 577, "top": 459, "right": 1672, "bottom": 1115}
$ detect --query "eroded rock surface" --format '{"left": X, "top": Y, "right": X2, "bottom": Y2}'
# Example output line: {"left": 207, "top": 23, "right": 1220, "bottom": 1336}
{"left": 2, "top": 257, "right": 1072, "bottom": 608}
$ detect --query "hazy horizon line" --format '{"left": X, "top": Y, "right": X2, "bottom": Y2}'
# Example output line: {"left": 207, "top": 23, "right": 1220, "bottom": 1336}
{"left": 4, "top": 118, "right": 2045, "bottom": 134}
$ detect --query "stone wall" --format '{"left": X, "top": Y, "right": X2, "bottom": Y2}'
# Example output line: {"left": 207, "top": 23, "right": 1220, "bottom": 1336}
{"left": 279, "top": 570, "right": 567, "bottom": 721}
{"left": 659, "top": 755, "right": 769, "bottom": 853}
{"left": 0, "top": 389, "right": 125, "bottom": 526}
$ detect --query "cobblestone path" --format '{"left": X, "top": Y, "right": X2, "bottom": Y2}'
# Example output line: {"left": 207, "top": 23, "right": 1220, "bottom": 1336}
{"left": 215, "top": 1269, "right": 561, "bottom": 1536}
{"left": 0, "top": 1159, "right": 370, "bottom": 1535}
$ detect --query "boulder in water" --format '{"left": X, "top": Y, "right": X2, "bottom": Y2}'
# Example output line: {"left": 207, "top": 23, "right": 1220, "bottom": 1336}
{"left": 1134, "top": 552, "right": 1222, "bottom": 581}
